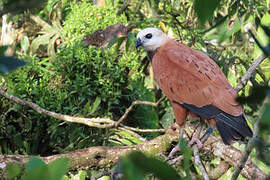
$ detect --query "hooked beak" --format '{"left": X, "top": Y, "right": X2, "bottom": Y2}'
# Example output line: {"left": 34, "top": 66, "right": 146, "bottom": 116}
{"left": 136, "top": 38, "right": 143, "bottom": 48}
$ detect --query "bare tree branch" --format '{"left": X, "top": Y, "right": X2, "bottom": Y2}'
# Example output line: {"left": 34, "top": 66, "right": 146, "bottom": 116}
{"left": 235, "top": 54, "right": 268, "bottom": 92}
{"left": 193, "top": 145, "right": 209, "bottom": 180}
{"left": 114, "top": 98, "right": 164, "bottom": 127}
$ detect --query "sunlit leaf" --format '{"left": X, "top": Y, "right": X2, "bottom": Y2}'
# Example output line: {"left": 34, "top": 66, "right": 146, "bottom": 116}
{"left": 20, "top": 35, "right": 30, "bottom": 55}
{"left": 160, "top": 107, "right": 175, "bottom": 129}
{"left": 90, "top": 97, "right": 101, "bottom": 114}
{"left": 31, "top": 34, "right": 51, "bottom": 54}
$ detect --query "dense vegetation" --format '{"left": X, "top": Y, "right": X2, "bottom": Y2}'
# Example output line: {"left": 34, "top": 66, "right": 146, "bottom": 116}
{"left": 0, "top": 0, "right": 269, "bottom": 179}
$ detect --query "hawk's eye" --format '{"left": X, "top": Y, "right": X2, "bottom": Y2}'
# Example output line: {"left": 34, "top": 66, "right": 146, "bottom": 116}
{"left": 145, "top": 33, "right": 152, "bottom": 39}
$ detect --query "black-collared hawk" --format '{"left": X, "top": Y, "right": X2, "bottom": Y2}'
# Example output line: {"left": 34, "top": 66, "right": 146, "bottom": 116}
{"left": 136, "top": 28, "right": 252, "bottom": 145}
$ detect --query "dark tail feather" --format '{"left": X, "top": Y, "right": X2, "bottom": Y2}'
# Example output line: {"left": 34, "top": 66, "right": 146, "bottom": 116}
{"left": 216, "top": 113, "right": 253, "bottom": 145}
{"left": 178, "top": 102, "right": 253, "bottom": 145}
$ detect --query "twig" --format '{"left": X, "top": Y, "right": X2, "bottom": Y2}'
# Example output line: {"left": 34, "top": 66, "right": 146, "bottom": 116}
{"left": 115, "top": 98, "right": 164, "bottom": 127}
{"left": 191, "top": 122, "right": 209, "bottom": 180}
{"left": 235, "top": 54, "right": 268, "bottom": 92}
{"left": 231, "top": 96, "right": 269, "bottom": 180}
{"left": 117, "top": 0, "right": 131, "bottom": 15}
{"left": 193, "top": 145, "right": 209, "bottom": 180}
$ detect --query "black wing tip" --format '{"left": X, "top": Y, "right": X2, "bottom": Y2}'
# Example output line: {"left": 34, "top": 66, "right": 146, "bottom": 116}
{"left": 216, "top": 115, "right": 253, "bottom": 145}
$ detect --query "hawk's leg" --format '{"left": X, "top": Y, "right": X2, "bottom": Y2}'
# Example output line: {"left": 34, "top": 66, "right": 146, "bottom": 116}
{"left": 167, "top": 123, "right": 214, "bottom": 161}
{"left": 167, "top": 127, "right": 184, "bottom": 159}
{"left": 188, "top": 122, "right": 204, "bottom": 148}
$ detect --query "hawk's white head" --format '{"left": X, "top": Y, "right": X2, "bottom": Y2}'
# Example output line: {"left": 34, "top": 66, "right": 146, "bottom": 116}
{"left": 136, "top": 28, "right": 169, "bottom": 52}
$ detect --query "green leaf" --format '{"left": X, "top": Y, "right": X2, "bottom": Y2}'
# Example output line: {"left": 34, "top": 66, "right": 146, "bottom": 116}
{"left": 194, "top": 0, "right": 221, "bottom": 25}
{"left": 22, "top": 158, "right": 48, "bottom": 180}
{"left": 20, "top": 35, "right": 30, "bottom": 55}
{"left": 23, "top": 157, "right": 69, "bottom": 180}
{"left": 129, "top": 81, "right": 159, "bottom": 133}
{"left": 6, "top": 163, "right": 22, "bottom": 179}
{"left": 0, "top": 56, "right": 28, "bottom": 74}
{"left": 0, "top": 46, "right": 8, "bottom": 56}
{"left": 25, "top": 157, "right": 46, "bottom": 172}
{"left": 47, "top": 158, "right": 69, "bottom": 180}
{"left": 123, "top": 151, "right": 182, "bottom": 180}
{"left": 179, "top": 138, "right": 192, "bottom": 174}
{"left": 126, "top": 32, "right": 136, "bottom": 51}
{"left": 108, "top": 37, "right": 126, "bottom": 50}
{"left": 90, "top": 97, "right": 101, "bottom": 114}
{"left": 121, "top": 157, "right": 145, "bottom": 180}
{"left": 109, "top": 130, "right": 143, "bottom": 146}
{"left": 160, "top": 107, "right": 175, "bottom": 129}
{"left": 237, "top": 86, "right": 268, "bottom": 105}
{"left": 31, "top": 34, "right": 51, "bottom": 54}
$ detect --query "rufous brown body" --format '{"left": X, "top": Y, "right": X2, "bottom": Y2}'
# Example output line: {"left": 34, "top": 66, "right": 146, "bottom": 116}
{"left": 136, "top": 28, "right": 252, "bottom": 144}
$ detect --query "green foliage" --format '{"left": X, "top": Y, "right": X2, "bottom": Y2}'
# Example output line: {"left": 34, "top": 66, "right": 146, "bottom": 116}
{"left": 109, "top": 129, "right": 143, "bottom": 146}
{"left": 7, "top": 157, "right": 69, "bottom": 180}
{"left": 121, "top": 151, "right": 182, "bottom": 180}
{"left": 6, "top": 163, "right": 22, "bottom": 179}
{"left": 0, "top": 0, "right": 43, "bottom": 15}
{"left": 194, "top": 0, "right": 221, "bottom": 25}
{"left": 0, "top": 0, "right": 149, "bottom": 156}
{"left": 62, "top": 0, "right": 127, "bottom": 45}
{"left": 31, "top": 20, "right": 63, "bottom": 57}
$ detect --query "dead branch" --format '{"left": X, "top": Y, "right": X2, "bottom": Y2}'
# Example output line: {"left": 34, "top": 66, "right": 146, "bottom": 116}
{"left": 193, "top": 145, "right": 209, "bottom": 180}
{"left": 117, "top": 0, "right": 131, "bottom": 15}
{"left": 235, "top": 54, "right": 268, "bottom": 92}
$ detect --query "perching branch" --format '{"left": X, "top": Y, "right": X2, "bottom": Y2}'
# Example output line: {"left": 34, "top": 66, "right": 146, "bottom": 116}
{"left": 0, "top": 123, "right": 266, "bottom": 179}
{"left": 0, "top": 126, "right": 180, "bottom": 170}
